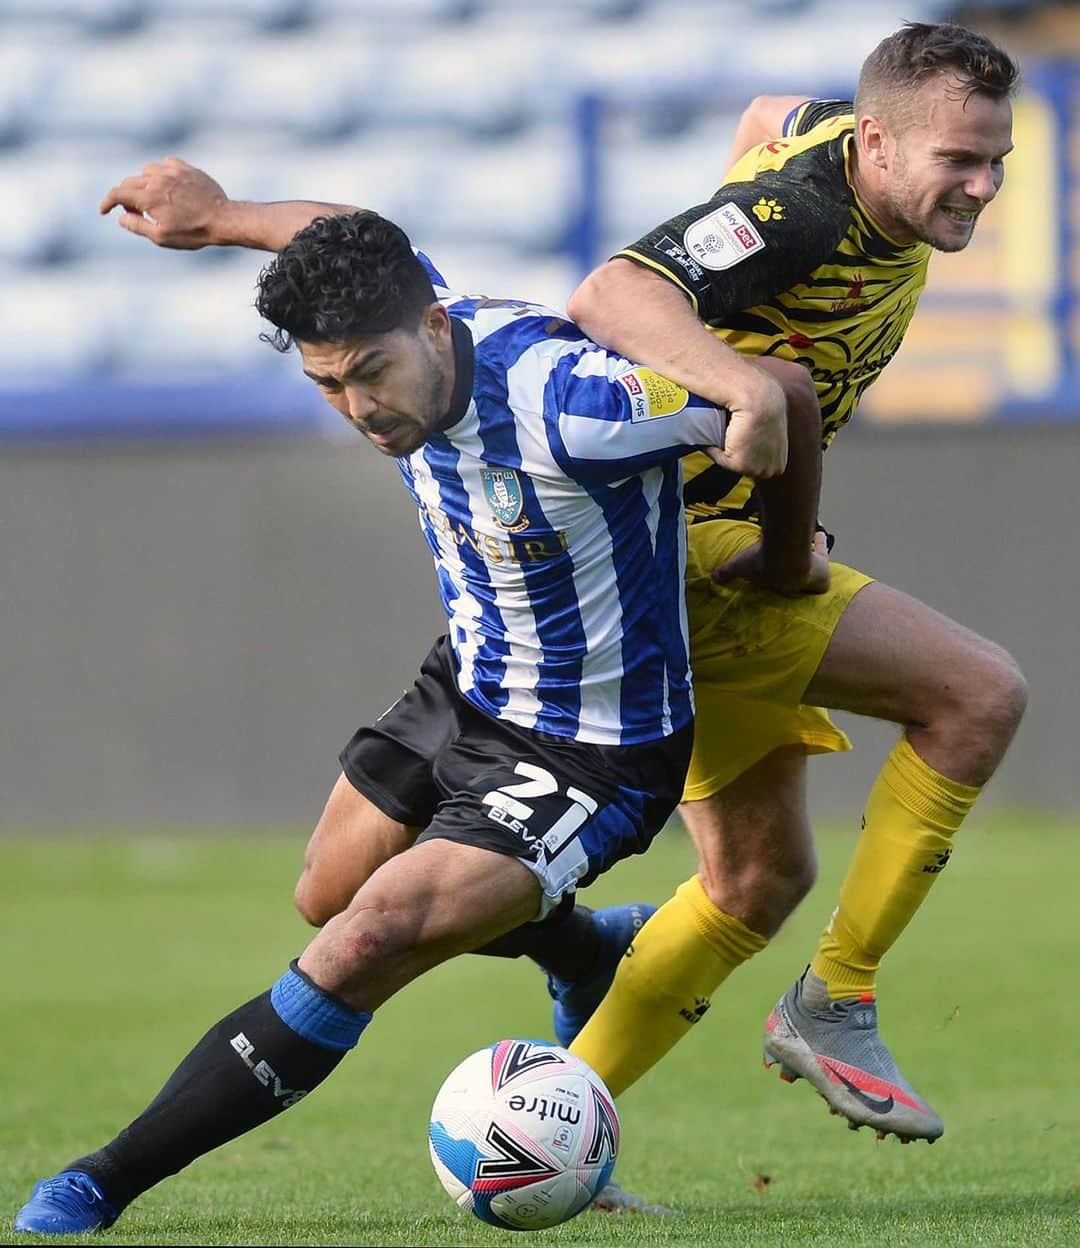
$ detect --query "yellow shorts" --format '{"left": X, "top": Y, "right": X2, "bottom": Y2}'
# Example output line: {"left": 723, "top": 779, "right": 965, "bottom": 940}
{"left": 683, "top": 520, "right": 874, "bottom": 802}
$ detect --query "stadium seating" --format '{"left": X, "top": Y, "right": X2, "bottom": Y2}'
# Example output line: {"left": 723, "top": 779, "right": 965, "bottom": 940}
{"left": 0, "top": 0, "right": 1074, "bottom": 429}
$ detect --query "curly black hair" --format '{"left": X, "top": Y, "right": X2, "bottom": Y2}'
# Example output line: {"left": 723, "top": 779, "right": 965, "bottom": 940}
{"left": 856, "top": 22, "right": 1019, "bottom": 126}
{"left": 256, "top": 211, "right": 437, "bottom": 353}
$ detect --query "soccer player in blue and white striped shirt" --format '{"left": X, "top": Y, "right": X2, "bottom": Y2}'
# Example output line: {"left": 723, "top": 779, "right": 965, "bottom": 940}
{"left": 16, "top": 205, "right": 792, "bottom": 1234}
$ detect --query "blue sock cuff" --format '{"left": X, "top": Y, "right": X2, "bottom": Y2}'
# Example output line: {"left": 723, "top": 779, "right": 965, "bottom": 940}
{"left": 270, "top": 963, "right": 371, "bottom": 1053}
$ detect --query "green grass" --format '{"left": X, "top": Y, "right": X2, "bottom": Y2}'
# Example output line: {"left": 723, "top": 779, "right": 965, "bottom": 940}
{"left": 2, "top": 815, "right": 1078, "bottom": 1245}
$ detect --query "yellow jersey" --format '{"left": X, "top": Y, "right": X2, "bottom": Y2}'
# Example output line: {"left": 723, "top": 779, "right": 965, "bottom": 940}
{"left": 617, "top": 99, "right": 932, "bottom": 522}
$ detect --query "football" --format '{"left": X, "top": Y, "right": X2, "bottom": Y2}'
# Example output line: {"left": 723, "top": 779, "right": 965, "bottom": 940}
{"left": 428, "top": 1039, "right": 620, "bottom": 1231}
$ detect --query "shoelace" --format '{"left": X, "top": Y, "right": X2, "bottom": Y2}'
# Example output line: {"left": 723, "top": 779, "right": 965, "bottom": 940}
{"left": 33, "top": 1175, "right": 108, "bottom": 1216}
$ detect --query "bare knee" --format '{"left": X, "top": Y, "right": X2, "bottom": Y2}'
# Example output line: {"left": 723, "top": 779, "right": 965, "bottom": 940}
{"left": 977, "top": 646, "right": 1028, "bottom": 739}
{"left": 327, "top": 906, "right": 397, "bottom": 968}
{"left": 294, "top": 867, "right": 341, "bottom": 928}
{"left": 934, "top": 643, "right": 1028, "bottom": 776}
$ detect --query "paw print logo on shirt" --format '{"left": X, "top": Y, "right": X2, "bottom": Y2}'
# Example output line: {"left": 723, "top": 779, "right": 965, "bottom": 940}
{"left": 752, "top": 197, "right": 784, "bottom": 222}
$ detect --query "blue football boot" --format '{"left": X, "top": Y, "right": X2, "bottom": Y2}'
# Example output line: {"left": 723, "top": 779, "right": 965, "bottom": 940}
{"left": 13, "top": 1170, "right": 120, "bottom": 1236}
{"left": 548, "top": 902, "right": 655, "bottom": 1047}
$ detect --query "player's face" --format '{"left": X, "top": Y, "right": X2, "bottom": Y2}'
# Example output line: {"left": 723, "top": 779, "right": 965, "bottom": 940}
{"left": 298, "top": 303, "right": 454, "bottom": 457}
{"left": 879, "top": 77, "right": 1013, "bottom": 252}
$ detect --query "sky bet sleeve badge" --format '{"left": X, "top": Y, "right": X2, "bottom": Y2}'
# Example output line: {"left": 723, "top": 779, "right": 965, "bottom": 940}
{"left": 616, "top": 368, "right": 689, "bottom": 423}
{"left": 480, "top": 466, "right": 530, "bottom": 531}
{"left": 683, "top": 201, "right": 765, "bottom": 270}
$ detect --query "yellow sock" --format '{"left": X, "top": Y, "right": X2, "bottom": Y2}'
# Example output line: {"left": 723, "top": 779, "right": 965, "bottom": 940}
{"left": 570, "top": 875, "right": 766, "bottom": 1098}
{"left": 811, "top": 736, "right": 980, "bottom": 998}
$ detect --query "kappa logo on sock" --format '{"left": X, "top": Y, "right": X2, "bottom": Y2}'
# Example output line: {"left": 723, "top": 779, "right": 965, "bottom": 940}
{"left": 229, "top": 1032, "right": 308, "bottom": 1108}
{"left": 679, "top": 997, "right": 711, "bottom": 1025}
{"left": 922, "top": 849, "right": 953, "bottom": 874}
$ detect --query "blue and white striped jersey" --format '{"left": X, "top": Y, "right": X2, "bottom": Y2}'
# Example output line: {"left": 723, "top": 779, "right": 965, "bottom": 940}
{"left": 396, "top": 253, "right": 728, "bottom": 746}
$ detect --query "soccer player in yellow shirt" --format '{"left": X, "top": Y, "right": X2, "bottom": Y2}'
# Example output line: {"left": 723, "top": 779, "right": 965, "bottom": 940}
{"left": 566, "top": 21, "right": 1027, "bottom": 1143}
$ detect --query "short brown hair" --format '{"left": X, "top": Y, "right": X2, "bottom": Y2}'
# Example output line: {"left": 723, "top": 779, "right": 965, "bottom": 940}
{"left": 855, "top": 22, "right": 1019, "bottom": 129}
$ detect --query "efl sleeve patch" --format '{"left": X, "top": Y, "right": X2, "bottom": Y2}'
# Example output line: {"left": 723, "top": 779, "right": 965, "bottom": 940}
{"left": 616, "top": 367, "right": 689, "bottom": 422}
{"left": 683, "top": 202, "right": 765, "bottom": 271}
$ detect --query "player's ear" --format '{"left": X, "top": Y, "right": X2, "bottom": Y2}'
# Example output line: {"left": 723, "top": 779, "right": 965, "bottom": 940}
{"left": 421, "top": 301, "right": 451, "bottom": 347}
{"left": 857, "top": 114, "right": 890, "bottom": 171}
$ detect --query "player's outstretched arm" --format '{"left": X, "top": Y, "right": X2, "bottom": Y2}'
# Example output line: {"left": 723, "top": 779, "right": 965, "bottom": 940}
{"left": 99, "top": 156, "right": 359, "bottom": 252}
{"left": 724, "top": 94, "right": 810, "bottom": 171}
{"left": 568, "top": 258, "right": 787, "bottom": 479}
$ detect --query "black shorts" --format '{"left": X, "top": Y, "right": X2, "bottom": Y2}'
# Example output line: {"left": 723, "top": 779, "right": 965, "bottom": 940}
{"left": 340, "top": 636, "right": 693, "bottom": 913}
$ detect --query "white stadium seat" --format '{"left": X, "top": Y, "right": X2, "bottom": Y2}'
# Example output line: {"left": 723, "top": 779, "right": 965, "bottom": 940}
{"left": 417, "top": 127, "right": 578, "bottom": 252}
{"left": 0, "top": 0, "right": 143, "bottom": 28}
{"left": 107, "top": 257, "right": 284, "bottom": 378}
{"left": 601, "top": 113, "right": 739, "bottom": 244}
{"left": 208, "top": 34, "right": 382, "bottom": 140}
{"left": 0, "top": 147, "right": 101, "bottom": 265}
{"left": 0, "top": 268, "right": 122, "bottom": 381}
{"left": 29, "top": 31, "right": 228, "bottom": 144}
{"left": 415, "top": 243, "right": 577, "bottom": 316}
{"left": 146, "top": 0, "right": 307, "bottom": 26}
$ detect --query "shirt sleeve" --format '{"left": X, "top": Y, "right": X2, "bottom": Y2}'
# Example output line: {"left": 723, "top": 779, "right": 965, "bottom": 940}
{"left": 413, "top": 248, "right": 448, "bottom": 288}
{"left": 542, "top": 347, "right": 728, "bottom": 487}
{"left": 784, "top": 98, "right": 853, "bottom": 136}
{"left": 615, "top": 173, "right": 848, "bottom": 323}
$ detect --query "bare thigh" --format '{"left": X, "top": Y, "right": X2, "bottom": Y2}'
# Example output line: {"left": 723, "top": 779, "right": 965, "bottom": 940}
{"left": 294, "top": 772, "right": 423, "bottom": 926}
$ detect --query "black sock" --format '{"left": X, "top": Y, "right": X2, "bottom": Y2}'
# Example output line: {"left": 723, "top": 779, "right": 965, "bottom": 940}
{"left": 69, "top": 965, "right": 369, "bottom": 1211}
{"left": 473, "top": 899, "right": 601, "bottom": 983}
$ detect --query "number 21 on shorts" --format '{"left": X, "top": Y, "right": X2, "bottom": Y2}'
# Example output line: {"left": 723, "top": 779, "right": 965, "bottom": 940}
{"left": 481, "top": 762, "right": 598, "bottom": 861}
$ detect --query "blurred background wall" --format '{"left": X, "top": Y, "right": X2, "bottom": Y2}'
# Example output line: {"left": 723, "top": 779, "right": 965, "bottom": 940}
{"left": 1, "top": 0, "right": 1077, "bottom": 826}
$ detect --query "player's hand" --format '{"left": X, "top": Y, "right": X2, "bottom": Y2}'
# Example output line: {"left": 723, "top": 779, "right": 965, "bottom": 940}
{"left": 703, "top": 367, "right": 788, "bottom": 479}
{"left": 99, "top": 157, "right": 231, "bottom": 249}
{"left": 712, "top": 531, "right": 830, "bottom": 596}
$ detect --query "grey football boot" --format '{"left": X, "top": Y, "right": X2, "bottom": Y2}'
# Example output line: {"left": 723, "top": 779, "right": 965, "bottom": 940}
{"left": 763, "top": 969, "right": 944, "bottom": 1142}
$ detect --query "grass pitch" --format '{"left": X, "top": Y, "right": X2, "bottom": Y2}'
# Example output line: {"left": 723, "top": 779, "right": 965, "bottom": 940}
{"left": 2, "top": 813, "right": 1077, "bottom": 1246}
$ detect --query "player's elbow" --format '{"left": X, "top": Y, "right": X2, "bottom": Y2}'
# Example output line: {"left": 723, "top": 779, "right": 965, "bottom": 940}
{"left": 764, "top": 357, "right": 816, "bottom": 410}
{"left": 741, "top": 95, "right": 772, "bottom": 127}
{"left": 755, "top": 357, "right": 821, "bottom": 443}
{"left": 567, "top": 266, "right": 614, "bottom": 341}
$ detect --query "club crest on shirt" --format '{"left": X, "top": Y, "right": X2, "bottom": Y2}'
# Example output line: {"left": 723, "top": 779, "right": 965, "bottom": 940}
{"left": 480, "top": 466, "right": 529, "bottom": 531}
